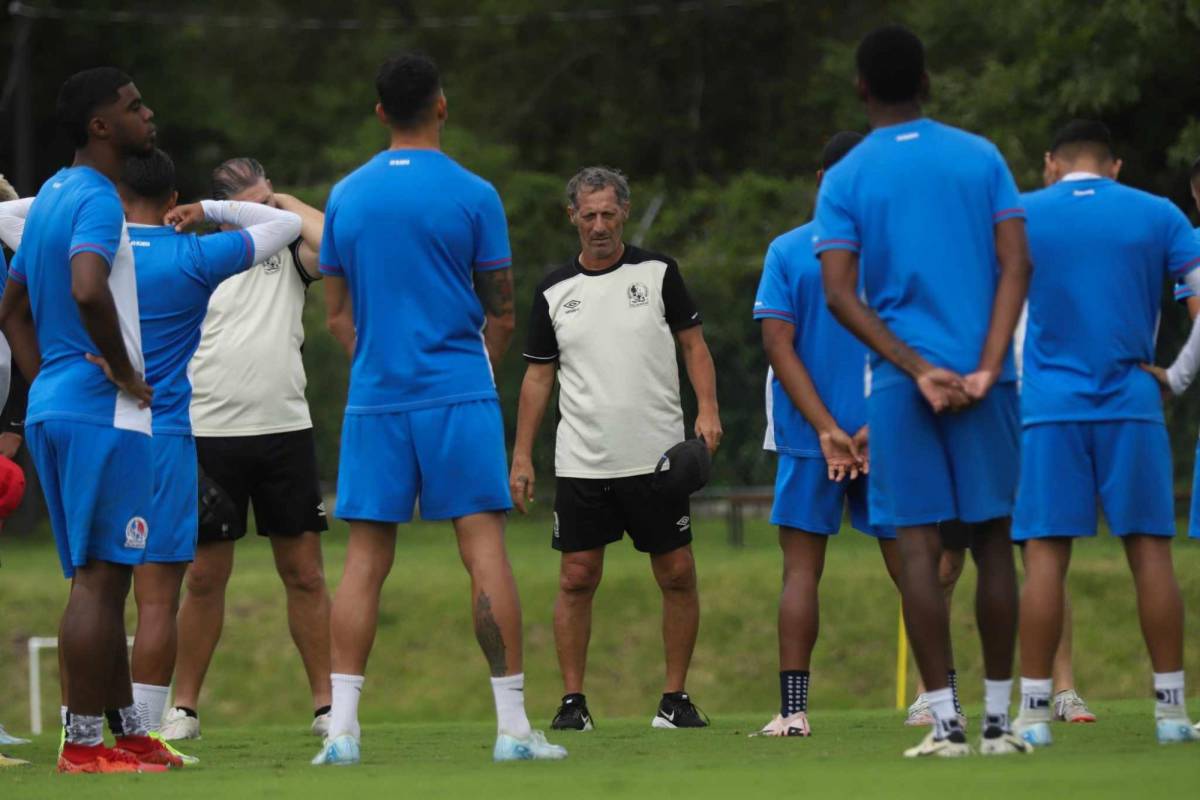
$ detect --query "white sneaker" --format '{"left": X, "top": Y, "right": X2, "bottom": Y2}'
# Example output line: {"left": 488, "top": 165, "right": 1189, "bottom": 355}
{"left": 493, "top": 730, "right": 568, "bottom": 762}
{"left": 312, "top": 712, "right": 332, "bottom": 738}
{"left": 311, "top": 734, "right": 361, "bottom": 766}
{"left": 159, "top": 707, "right": 201, "bottom": 741}
{"left": 979, "top": 726, "right": 1034, "bottom": 755}
{"left": 1156, "top": 717, "right": 1200, "bottom": 744}
{"left": 1013, "top": 716, "right": 1052, "bottom": 747}
{"left": 903, "top": 730, "right": 971, "bottom": 758}
{"left": 905, "top": 695, "right": 932, "bottom": 726}
{"left": 0, "top": 724, "right": 30, "bottom": 746}
{"left": 1053, "top": 689, "right": 1096, "bottom": 723}
{"left": 750, "top": 712, "right": 810, "bottom": 737}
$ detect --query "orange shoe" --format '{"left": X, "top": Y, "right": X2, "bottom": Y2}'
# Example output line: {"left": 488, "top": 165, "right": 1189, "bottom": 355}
{"left": 57, "top": 742, "right": 167, "bottom": 773}
{"left": 114, "top": 735, "right": 185, "bottom": 768}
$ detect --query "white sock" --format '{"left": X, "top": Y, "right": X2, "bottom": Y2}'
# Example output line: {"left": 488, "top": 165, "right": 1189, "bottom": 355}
{"left": 1154, "top": 671, "right": 1187, "bottom": 720}
{"left": 490, "top": 673, "right": 532, "bottom": 738}
{"left": 984, "top": 679, "right": 1012, "bottom": 728}
{"left": 926, "top": 687, "right": 960, "bottom": 740}
{"left": 132, "top": 683, "right": 170, "bottom": 733}
{"left": 329, "top": 673, "right": 364, "bottom": 740}
{"left": 60, "top": 705, "right": 68, "bottom": 728}
{"left": 1019, "top": 677, "right": 1053, "bottom": 722}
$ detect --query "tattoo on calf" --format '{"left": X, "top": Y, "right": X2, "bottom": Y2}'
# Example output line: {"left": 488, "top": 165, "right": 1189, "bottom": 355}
{"left": 476, "top": 268, "right": 514, "bottom": 318}
{"left": 474, "top": 591, "right": 508, "bottom": 677}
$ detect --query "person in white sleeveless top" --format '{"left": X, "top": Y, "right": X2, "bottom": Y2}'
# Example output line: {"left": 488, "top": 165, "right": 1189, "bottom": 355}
{"left": 161, "top": 158, "right": 333, "bottom": 740}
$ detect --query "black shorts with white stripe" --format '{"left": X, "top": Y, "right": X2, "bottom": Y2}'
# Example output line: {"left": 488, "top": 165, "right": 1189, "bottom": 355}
{"left": 552, "top": 474, "right": 692, "bottom": 555}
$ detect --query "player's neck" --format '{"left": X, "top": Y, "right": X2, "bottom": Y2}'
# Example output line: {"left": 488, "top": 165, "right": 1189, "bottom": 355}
{"left": 578, "top": 241, "right": 625, "bottom": 272}
{"left": 866, "top": 100, "right": 923, "bottom": 130}
{"left": 123, "top": 200, "right": 168, "bottom": 226}
{"left": 72, "top": 143, "right": 123, "bottom": 185}
{"left": 387, "top": 127, "right": 441, "bottom": 152}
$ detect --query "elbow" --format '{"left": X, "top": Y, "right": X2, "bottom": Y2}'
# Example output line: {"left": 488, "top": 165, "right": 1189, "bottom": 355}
{"left": 70, "top": 282, "right": 103, "bottom": 310}
{"left": 823, "top": 289, "right": 849, "bottom": 319}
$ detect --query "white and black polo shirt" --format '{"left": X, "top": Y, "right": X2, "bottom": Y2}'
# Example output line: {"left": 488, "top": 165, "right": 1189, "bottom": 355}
{"left": 524, "top": 244, "right": 702, "bottom": 479}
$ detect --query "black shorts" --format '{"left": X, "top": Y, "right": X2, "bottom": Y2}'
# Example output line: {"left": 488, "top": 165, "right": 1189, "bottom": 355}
{"left": 196, "top": 429, "right": 328, "bottom": 542}
{"left": 553, "top": 474, "right": 692, "bottom": 555}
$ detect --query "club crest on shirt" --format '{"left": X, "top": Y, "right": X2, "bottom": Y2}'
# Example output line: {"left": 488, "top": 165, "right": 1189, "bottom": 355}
{"left": 124, "top": 516, "right": 149, "bottom": 550}
{"left": 261, "top": 254, "right": 283, "bottom": 274}
{"left": 628, "top": 282, "right": 649, "bottom": 307}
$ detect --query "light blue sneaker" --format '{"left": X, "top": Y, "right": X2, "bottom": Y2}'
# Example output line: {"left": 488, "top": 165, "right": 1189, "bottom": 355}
{"left": 311, "top": 734, "right": 361, "bottom": 766}
{"left": 0, "top": 725, "right": 30, "bottom": 746}
{"left": 1014, "top": 718, "right": 1052, "bottom": 748}
{"left": 1156, "top": 717, "right": 1200, "bottom": 744}
{"left": 493, "top": 730, "right": 568, "bottom": 762}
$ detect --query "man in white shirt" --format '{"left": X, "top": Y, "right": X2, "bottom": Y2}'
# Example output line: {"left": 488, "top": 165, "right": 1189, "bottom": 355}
{"left": 510, "top": 167, "right": 722, "bottom": 732}
{"left": 162, "top": 158, "right": 333, "bottom": 740}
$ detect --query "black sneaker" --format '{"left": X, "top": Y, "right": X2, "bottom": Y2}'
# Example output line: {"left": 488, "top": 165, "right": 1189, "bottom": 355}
{"left": 652, "top": 692, "right": 709, "bottom": 729}
{"left": 551, "top": 694, "right": 594, "bottom": 731}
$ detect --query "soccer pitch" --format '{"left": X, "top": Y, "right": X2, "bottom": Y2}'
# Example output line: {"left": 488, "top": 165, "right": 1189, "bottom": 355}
{"left": 2, "top": 703, "right": 1198, "bottom": 798}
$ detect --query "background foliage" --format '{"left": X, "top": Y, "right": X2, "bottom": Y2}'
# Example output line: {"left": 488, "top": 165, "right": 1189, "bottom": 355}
{"left": 4, "top": 0, "right": 1200, "bottom": 490}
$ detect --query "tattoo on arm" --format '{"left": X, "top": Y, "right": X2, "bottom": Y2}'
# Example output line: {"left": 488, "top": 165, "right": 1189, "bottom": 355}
{"left": 476, "top": 268, "right": 514, "bottom": 318}
{"left": 474, "top": 591, "right": 508, "bottom": 677}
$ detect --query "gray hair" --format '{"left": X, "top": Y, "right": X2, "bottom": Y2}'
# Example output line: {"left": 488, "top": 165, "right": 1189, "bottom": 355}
{"left": 566, "top": 166, "right": 630, "bottom": 209}
{"left": 212, "top": 156, "right": 266, "bottom": 200}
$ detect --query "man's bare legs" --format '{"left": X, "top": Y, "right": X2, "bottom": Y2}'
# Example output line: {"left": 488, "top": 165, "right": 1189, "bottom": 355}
{"left": 1123, "top": 535, "right": 1184, "bottom": 673}
{"left": 650, "top": 545, "right": 698, "bottom": 694}
{"left": 130, "top": 562, "right": 188, "bottom": 730}
{"left": 270, "top": 533, "right": 332, "bottom": 711}
{"left": 554, "top": 548, "right": 605, "bottom": 695}
{"left": 171, "top": 541, "right": 235, "bottom": 713}
{"left": 896, "top": 525, "right": 952, "bottom": 695}
{"left": 454, "top": 512, "right": 525, "bottom": 678}
{"left": 777, "top": 531, "right": 827, "bottom": 674}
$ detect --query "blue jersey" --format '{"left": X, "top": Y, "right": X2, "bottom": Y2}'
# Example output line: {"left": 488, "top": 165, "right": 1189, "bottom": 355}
{"left": 1021, "top": 177, "right": 1200, "bottom": 424}
{"left": 10, "top": 167, "right": 149, "bottom": 433}
{"left": 129, "top": 224, "right": 254, "bottom": 434}
{"left": 754, "top": 222, "right": 867, "bottom": 456}
{"left": 319, "top": 149, "right": 511, "bottom": 414}
{"left": 812, "top": 118, "right": 1024, "bottom": 389}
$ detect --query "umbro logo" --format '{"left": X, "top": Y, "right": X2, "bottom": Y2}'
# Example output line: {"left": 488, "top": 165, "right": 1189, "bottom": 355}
{"left": 388, "top": 159, "right": 411, "bottom": 166}
{"left": 676, "top": 516, "right": 690, "bottom": 531}
{"left": 130, "top": 240, "right": 150, "bottom": 248}
{"left": 52, "top": 182, "right": 64, "bottom": 189}
{"left": 564, "top": 299, "right": 582, "bottom": 314}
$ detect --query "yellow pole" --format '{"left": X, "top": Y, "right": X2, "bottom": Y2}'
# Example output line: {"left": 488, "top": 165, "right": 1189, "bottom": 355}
{"left": 895, "top": 603, "right": 908, "bottom": 710}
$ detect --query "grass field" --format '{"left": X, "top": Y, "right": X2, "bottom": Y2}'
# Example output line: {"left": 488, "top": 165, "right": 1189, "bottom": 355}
{"left": 2, "top": 515, "right": 1200, "bottom": 796}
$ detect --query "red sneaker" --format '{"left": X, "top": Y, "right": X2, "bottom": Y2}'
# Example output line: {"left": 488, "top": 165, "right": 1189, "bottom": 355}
{"left": 114, "top": 734, "right": 185, "bottom": 768}
{"left": 57, "top": 742, "right": 167, "bottom": 773}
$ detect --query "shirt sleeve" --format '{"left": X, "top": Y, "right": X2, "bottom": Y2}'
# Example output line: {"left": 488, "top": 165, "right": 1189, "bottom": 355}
{"left": 522, "top": 285, "right": 559, "bottom": 363}
{"left": 812, "top": 173, "right": 861, "bottom": 255}
{"left": 472, "top": 185, "right": 512, "bottom": 272}
{"left": 1175, "top": 280, "right": 1195, "bottom": 303}
{"left": 752, "top": 244, "right": 794, "bottom": 323}
{"left": 194, "top": 230, "right": 256, "bottom": 290}
{"left": 69, "top": 189, "right": 124, "bottom": 268}
{"left": 318, "top": 188, "right": 343, "bottom": 278}
{"left": 989, "top": 147, "right": 1026, "bottom": 223}
{"left": 1163, "top": 203, "right": 1200, "bottom": 280}
{"left": 662, "top": 259, "right": 702, "bottom": 331}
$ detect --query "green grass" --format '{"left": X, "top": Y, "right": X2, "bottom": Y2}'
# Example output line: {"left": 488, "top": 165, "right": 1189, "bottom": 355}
{"left": 1, "top": 703, "right": 1198, "bottom": 798}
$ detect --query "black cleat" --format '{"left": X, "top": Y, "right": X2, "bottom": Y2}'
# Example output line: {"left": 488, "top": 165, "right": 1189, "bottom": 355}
{"left": 551, "top": 694, "right": 594, "bottom": 731}
{"left": 652, "top": 692, "right": 709, "bottom": 729}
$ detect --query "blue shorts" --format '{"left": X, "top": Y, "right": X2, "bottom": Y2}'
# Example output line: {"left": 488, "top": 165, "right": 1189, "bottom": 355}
{"left": 26, "top": 420, "right": 154, "bottom": 578}
{"left": 868, "top": 381, "right": 1019, "bottom": 527}
{"left": 335, "top": 399, "right": 512, "bottom": 523}
{"left": 1190, "top": 439, "right": 1200, "bottom": 540}
{"left": 147, "top": 433, "right": 198, "bottom": 563}
{"left": 771, "top": 454, "right": 894, "bottom": 539}
{"left": 1013, "top": 420, "right": 1175, "bottom": 540}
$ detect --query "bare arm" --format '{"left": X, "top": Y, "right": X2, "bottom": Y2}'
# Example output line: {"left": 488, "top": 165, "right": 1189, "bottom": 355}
{"left": 509, "top": 361, "right": 556, "bottom": 513}
{"left": 474, "top": 267, "right": 516, "bottom": 371}
{"left": 675, "top": 325, "right": 723, "bottom": 452}
{"left": 71, "top": 252, "right": 152, "bottom": 406}
{"left": 761, "top": 318, "right": 861, "bottom": 479}
{"left": 0, "top": 280, "right": 40, "bottom": 382}
{"left": 273, "top": 193, "right": 324, "bottom": 279}
{"left": 323, "top": 275, "right": 355, "bottom": 358}
{"left": 965, "top": 217, "right": 1032, "bottom": 398}
{"left": 820, "top": 249, "right": 969, "bottom": 413}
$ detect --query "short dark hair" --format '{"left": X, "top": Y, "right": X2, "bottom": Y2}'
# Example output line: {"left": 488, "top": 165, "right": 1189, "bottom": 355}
{"left": 376, "top": 53, "right": 441, "bottom": 130}
{"left": 1050, "top": 119, "right": 1114, "bottom": 160}
{"left": 856, "top": 26, "right": 925, "bottom": 104}
{"left": 212, "top": 157, "right": 266, "bottom": 200}
{"left": 57, "top": 67, "right": 132, "bottom": 148}
{"left": 821, "top": 131, "right": 864, "bottom": 170}
{"left": 123, "top": 148, "right": 175, "bottom": 203}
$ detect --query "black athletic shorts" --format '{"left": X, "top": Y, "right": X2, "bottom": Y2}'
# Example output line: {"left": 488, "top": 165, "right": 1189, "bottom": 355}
{"left": 195, "top": 428, "right": 328, "bottom": 542}
{"left": 553, "top": 474, "right": 692, "bottom": 555}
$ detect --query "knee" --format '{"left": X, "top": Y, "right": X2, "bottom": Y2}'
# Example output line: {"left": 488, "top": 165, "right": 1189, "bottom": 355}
{"left": 184, "top": 562, "right": 231, "bottom": 598}
{"left": 278, "top": 562, "right": 328, "bottom": 596}
{"left": 559, "top": 562, "right": 602, "bottom": 596}
{"left": 938, "top": 551, "right": 966, "bottom": 589}
{"left": 655, "top": 555, "right": 697, "bottom": 594}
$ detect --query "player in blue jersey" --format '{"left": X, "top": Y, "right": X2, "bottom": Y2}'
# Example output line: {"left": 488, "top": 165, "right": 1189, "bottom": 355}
{"left": 815, "top": 27, "right": 1032, "bottom": 758}
{"left": 1018, "top": 121, "right": 1200, "bottom": 746}
{"left": 751, "top": 131, "right": 903, "bottom": 738}
{"left": 313, "top": 53, "right": 565, "bottom": 766}
{"left": 0, "top": 67, "right": 181, "bottom": 773}
{"left": 116, "top": 149, "right": 301, "bottom": 745}
{"left": 1170, "top": 157, "right": 1200, "bottom": 546}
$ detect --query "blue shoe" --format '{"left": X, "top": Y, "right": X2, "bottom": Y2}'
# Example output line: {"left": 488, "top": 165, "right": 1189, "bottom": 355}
{"left": 1156, "top": 717, "right": 1200, "bottom": 744}
{"left": 311, "top": 734, "right": 360, "bottom": 766}
{"left": 493, "top": 730, "right": 568, "bottom": 762}
{"left": 0, "top": 725, "right": 29, "bottom": 746}
{"left": 1014, "top": 718, "right": 1052, "bottom": 747}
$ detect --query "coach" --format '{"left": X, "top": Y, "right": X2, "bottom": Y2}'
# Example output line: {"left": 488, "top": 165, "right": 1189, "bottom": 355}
{"left": 509, "top": 166, "right": 721, "bottom": 731}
